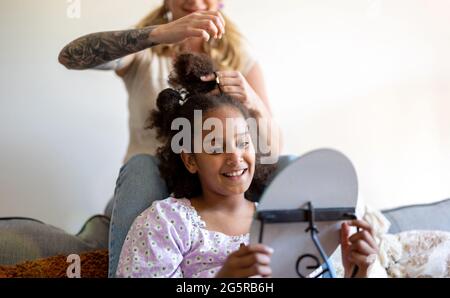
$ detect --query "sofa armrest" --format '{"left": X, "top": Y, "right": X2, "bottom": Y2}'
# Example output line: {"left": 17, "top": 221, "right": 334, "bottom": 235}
{"left": 0, "top": 215, "right": 109, "bottom": 266}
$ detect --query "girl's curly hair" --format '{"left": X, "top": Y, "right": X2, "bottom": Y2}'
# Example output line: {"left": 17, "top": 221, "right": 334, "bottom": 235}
{"left": 147, "top": 53, "right": 275, "bottom": 201}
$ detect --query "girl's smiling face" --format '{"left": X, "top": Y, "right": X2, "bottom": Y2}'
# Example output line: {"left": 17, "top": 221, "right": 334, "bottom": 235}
{"left": 181, "top": 105, "right": 255, "bottom": 198}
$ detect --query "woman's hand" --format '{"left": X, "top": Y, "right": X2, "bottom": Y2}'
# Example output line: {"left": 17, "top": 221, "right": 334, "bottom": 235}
{"left": 215, "top": 244, "right": 273, "bottom": 278}
{"left": 151, "top": 10, "right": 225, "bottom": 44}
{"left": 341, "top": 220, "right": 379, "bottom": 278}
{"left": 201, "top": 71, "right": 260, "bottom": 110}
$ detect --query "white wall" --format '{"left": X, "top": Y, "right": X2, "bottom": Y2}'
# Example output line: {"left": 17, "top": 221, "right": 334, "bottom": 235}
{"left": 1, "top": 0, "right": 449, "bottom": 233}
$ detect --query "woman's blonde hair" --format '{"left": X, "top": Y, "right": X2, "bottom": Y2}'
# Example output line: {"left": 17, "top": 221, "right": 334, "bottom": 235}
{"left": 136, "top": 5, "right": 243, "bottom": 71}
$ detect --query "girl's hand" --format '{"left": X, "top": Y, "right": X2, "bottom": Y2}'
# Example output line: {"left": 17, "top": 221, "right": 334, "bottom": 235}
{"left": 201, "top": 71, "right": 259, "bottom": 110}
{"left": 341, "top": 220, "right": 379, "bottom": 278}
{"left": 151, "top": 11, "right": 225, "bottom": 44}
{"left": 215, "top": 244, "right": 273, "bottom": 278}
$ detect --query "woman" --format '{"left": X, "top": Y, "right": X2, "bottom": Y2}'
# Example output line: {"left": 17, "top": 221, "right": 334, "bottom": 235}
{"left": 58, "top": 0, "right": 286, "bottom": 277}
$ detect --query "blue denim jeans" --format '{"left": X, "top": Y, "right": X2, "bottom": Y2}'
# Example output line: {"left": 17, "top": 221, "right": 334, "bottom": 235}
{"left": 107, "top": 154, "right": 297, "bottom": 277}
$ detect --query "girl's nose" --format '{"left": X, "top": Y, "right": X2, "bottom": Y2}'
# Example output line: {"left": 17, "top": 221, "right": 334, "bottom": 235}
{"left": 226, "top": 154, "right": 244, "bottom": 166}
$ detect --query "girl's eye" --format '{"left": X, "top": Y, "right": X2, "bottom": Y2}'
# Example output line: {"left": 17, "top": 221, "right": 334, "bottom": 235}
{"left": 237, "top": 141, "right": 249, "bottom": 149}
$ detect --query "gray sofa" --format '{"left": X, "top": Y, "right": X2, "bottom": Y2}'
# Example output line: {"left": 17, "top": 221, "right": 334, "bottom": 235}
{"left": 0, "top": 215, "right": 109, "bottom": 266}
{"left": 382, "top": 198, "right": 450, "bottom": 233}
{"left": 0, "top": 198, "right": 449, "bottom": 266}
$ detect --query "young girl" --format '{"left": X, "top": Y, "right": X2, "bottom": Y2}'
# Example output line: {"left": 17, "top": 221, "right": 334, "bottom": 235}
{"left": 115, "top": 53, "right": 378, "bottom": 278}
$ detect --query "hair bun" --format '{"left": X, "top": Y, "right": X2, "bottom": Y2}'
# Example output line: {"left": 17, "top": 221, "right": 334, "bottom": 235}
{"left": 151, "top": 88, "right": 183, "bottom": 136}
{"left": 169, "top": 53, "right": 217, "bottom": 94}
{"left": 156, "top": 88, "right": 181, "bottom": 113}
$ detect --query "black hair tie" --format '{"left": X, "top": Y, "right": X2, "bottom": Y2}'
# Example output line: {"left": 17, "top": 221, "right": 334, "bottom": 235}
{"left": 177, "top": 88, "right": 190, "bottom": 106}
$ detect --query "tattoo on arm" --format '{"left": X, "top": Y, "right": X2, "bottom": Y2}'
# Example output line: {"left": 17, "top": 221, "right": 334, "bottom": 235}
{"left": 58, "top": 26, "right": 158, "bottom": 70}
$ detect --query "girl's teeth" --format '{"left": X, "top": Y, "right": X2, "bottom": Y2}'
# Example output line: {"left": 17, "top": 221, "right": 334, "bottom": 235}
{"left": 224, "top": 170, "right": 245, "bottom": 177}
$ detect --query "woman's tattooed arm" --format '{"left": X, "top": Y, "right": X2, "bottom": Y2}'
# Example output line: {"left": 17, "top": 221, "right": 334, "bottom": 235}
{"left": 58, "top": 26, "right": 159, "bottom": 70}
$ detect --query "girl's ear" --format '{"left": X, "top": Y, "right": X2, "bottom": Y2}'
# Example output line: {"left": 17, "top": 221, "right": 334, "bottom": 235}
{"left": 180, "top": 151, "right": 198, "bottom": 174}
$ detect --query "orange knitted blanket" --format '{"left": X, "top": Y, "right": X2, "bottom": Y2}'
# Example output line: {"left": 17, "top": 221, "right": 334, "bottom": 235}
{"left": 0, "top": 249, "right": 108, "bottom": 278}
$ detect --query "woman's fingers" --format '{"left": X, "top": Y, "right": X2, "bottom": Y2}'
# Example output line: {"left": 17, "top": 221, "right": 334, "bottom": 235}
{"left": 160, "top": 10, "right": 225, "bottom": 44}
{"left": 227, "top": 93, "right": 245, "bottom": 101}
{"left": 201, "top": 71, "right": 240, "bottom": 82}
{"left": 205, "top": 10, "right": 226, "bottom": 28}
{"left": 193, "top": 19, "right": 219, "bottom": 39}
{"left": 200, "top": 71, "right": 245, "bottom": 95}
{"left": 177, "top": 12, "right": 225, "bottom": 41}
{"left": 216, "top": 71, "right": 240, "bottom": 78}
{"left": 200, "top": 73, "right": 216, "bottom": 81}
{"left": 186, "top": 28, "right": 210, "bottom": 42}
{"left": 219, "top": 77, "right": 242, "bottom": 86}
{"left": 197, "top": 11, "right": 226, "bottom": 36}
{"left": 221, "top": 85, "right": 244, "bottom": 94}
{"left": 191, "top": 11, "right": 225, "bottom": 38}
{"left": 200, "top": 72, "right": 247, "bottom": 101}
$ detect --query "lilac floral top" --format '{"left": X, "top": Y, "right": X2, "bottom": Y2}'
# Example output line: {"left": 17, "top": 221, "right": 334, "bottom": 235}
{"left": 116, "top": 197, "right": 250, "bottom": 278}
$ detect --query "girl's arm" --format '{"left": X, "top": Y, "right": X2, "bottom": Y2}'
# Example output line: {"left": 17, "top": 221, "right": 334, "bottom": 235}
{"left": 116, "top": 200, "right": 190, "bottom": 278}
{"left": 58, "top": 10, "right": 226, "bottom": 72}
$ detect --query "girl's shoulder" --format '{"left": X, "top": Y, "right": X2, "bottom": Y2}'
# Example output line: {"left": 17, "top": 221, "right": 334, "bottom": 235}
{"left": 136, "top": 197, "right": 206, "bottom": 230}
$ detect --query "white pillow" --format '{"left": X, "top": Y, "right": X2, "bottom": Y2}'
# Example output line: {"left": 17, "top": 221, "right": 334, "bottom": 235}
{"left": 380, "top": 230, "right": 450, "bottom": 278}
